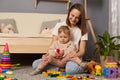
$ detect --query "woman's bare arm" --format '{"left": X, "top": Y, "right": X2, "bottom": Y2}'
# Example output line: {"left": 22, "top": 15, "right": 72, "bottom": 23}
{"left": 76, "top": 40, "right": 87, "bottom": 57}
{"left": 68, "top": 40, "right": 87, "bottom": 58}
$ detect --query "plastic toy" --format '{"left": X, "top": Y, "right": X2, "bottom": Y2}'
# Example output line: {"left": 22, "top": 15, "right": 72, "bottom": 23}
{"left": 42, "top": 72, "right": 48, "bottom": 77}
{"left": 85, "top": 60, "right": 99, "bottom": 75}
{"left": 6, "top": 70, "right": 13, "bottom": 75}
{"left": 0, "top": 43, "right": 12, "bottom": 73}
{"left": 0, "top": 43, "right": 20, "bottom": 73}
{"left": 103, "top": 61, "right": 118, "bottom": 78}
{"left": 42, "top": 69, "right": 96, "bottom": 80}
{"left": 94, "top": 64, "right": 102, "bottom": 76}
{"left": 55, "top": 48, "right": 60, "bottom": 54}
{"left": 0, "top": 75, "right": 18, "bottom": 80}
{"left": 12, "top": 63, "right": 21, "bottom": 67}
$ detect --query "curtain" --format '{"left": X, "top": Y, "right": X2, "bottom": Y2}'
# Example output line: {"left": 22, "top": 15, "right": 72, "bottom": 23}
{"left": 109, "top": 0, "right": 120, "bottom": 43}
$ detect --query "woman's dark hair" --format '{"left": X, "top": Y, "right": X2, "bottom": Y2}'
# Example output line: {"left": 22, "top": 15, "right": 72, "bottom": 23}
{"left": 66, "top": 3, "right": 88, "bottom": 36}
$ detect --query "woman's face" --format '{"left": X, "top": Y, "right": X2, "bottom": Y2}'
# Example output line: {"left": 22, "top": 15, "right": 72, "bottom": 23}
{"left": 69, "top": 9, "right": 81, "bottom": 27}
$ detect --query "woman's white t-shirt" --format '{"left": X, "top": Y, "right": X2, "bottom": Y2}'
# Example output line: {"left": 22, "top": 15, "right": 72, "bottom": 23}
{"left": 52, "top": 22, "right": 88, "bottom": 51}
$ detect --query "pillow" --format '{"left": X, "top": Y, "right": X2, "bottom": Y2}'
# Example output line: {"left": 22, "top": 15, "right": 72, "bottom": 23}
{"left": 40, "top": 19, "right": 61, "bottom": 34}
{"left": 0, "top": 18, "right": 18, "bottom": 33}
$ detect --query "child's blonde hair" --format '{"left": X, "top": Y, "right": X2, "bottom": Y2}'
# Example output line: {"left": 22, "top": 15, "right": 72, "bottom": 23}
{"left": 58, "top": 25, "right": 70, "bottom": 36}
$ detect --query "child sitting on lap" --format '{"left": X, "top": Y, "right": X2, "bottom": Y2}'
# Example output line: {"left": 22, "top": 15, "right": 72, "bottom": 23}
{"left": 30, "top": 25, "right": 81, "bottom": 76}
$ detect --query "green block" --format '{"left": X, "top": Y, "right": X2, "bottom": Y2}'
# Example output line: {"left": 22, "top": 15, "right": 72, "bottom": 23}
{"left": 13, "top": 78, "right": 18, "bottom": 80}
{"left": 50, "top": 74, "right": 59, "bottom": 77}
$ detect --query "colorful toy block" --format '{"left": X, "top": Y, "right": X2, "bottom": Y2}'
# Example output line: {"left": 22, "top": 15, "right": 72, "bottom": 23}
{"left": 0, "top": 75, "right": 18, "bottom": 80}
{"left": 42, "top": 72, "right": 48, "bottom": 77}
{"left": 103, "top": 62, "right": 118, "bottom": 78}
{"left": 41, "top": 69, "right": 96, "bottom": 80}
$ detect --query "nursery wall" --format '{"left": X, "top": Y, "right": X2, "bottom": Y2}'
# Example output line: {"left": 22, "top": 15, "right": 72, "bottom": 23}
{"left": 0, "top": 0, "right": 109, "bottom": 62}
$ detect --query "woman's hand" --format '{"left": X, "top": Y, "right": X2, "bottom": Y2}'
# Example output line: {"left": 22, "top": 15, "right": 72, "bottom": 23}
{"left": 68, "top": 51, "right": 76, "bottom": 58}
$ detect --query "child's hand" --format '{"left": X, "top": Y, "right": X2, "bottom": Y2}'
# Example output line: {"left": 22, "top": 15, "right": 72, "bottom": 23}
{"left": 56, "top": 50, "right": 64, "bottom": 59}
{"left": 42, "top": 54, "right": 49, "bottom": 61}
{"left": 59, "top": 50, "right": 64, "bottom": 58}
{"left": 55, "top": 48, "right": 60, "bottom": 54}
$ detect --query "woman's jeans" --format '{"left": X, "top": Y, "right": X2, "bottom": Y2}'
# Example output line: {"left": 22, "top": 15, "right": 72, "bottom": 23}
{"left": 32, "top": 59, "right": 84, "bottom": 74}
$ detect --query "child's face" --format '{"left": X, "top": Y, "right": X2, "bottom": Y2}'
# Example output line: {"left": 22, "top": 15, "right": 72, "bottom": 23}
{"left": 58, "top": 32, "right": 69, "bottom": 44}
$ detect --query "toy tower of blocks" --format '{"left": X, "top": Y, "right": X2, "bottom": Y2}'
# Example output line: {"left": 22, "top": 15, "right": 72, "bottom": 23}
{"left": 103, "top": 61, "right": 119, "bottom": 78}
{"left": 0, "top": 43, "right": 12, "bottom": 73}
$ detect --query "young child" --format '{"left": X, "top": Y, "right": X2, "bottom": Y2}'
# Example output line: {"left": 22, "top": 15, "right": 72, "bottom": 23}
{"left": 30, "top": 25, "right": 81, "bottom": 76}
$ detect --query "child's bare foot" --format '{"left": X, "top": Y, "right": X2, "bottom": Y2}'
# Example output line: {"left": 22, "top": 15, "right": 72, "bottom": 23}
{"left": 30, "top": 69, "right": 41, "bottom": 76}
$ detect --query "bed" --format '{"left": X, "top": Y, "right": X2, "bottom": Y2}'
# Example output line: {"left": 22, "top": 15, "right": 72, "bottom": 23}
{"left": 0, "top": 12, "right": 67, "bottom": 54}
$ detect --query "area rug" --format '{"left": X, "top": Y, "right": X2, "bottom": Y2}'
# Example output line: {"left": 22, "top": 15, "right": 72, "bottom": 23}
{"left": 2, "top": 66, "right": 46, "bottom": 80}
{"left": 2, "top": 66, "right": 120, "bottom": 80}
